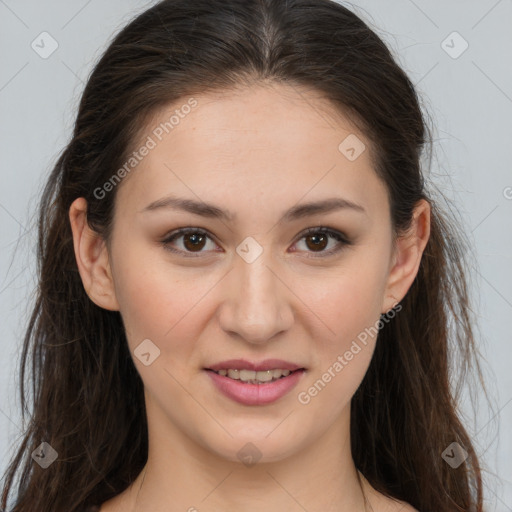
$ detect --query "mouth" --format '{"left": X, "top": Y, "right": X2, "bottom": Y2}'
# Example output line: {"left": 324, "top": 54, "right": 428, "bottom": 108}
{"left": 203, "top": 359, "right": 307, "bottom": 405}
{"left": 204, "top": 367, "right": 305, "bottom": 385}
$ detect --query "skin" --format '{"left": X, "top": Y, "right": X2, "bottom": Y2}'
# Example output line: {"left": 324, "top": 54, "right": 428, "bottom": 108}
{"left": 69, "top": 82, "right": 429, "bottom": 512}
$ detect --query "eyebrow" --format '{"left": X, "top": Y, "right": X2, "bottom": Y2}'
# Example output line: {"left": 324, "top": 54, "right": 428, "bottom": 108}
{"left": 141, "top": 195, "right": 366, "bottom": 222}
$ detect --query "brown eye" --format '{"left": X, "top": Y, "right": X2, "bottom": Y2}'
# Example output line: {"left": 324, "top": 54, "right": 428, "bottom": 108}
{"left": 304, "top": 232, "right": 329, "bottom": 252}
{"left": 161, "top": 226, "right": 351, "bottom": 258}
{"left": 293, "top": 227, "right": 351, "bottom": 257}
{"left": 162, "top": 228, "right": 217, "bottom": 256}
{"left": 182, "top": 232, "right": 207, "bottom": 251}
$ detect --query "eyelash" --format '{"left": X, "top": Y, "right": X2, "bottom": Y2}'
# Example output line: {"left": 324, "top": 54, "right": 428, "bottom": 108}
{"left": 160, "top": 226, "right": 352, "bottom": 258}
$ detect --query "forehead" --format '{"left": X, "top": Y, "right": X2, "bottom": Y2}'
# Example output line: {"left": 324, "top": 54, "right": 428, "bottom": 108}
{"left": 115, "top": 83, "right": 388, "bottom": 221}
{"left": 155, "top": 83, "right": 364, "bottom": 151}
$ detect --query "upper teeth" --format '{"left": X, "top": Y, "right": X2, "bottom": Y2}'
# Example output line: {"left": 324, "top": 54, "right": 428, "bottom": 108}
{"left": 216, "top": 369, "right": 292, "bottom": 382}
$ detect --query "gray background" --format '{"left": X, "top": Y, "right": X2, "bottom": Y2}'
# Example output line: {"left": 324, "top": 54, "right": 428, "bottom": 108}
{"left": 1, "top": 0, "right": 511, "bottom": 509}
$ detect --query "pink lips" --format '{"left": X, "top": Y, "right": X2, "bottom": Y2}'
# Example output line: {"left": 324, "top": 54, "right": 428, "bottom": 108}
{"left": 206, "top": 358, "right": 303, "bottom": 372}
{"left": 204, "top": 359, "right": 306, "bottom": 406}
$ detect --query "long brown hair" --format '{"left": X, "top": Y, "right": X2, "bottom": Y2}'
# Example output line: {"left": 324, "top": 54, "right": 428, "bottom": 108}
{"left": 1, "top": 1, "right": 488, "bottom": 510}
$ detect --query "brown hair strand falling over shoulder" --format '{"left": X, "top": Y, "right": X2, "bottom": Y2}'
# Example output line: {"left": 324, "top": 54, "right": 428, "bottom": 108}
{"left": 1, "top": 1, "right": 487, "bottom": 511}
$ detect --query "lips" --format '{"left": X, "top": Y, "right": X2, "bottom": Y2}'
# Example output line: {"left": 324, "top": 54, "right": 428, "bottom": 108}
{"left": 205, "top": 359, "right": 304, "bottom": 372}
{"left": 205, "top": 366, "right": 306, "bottom": 405}
{"left": 204, "top": 358, "right": 307, "bottom": 405}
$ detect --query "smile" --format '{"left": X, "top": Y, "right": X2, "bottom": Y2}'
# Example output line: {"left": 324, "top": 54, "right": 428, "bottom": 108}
{"left": 210, "top": 368, "right": 294, "bottom": 384}
{"left": 205, "top": 368, "right": 306, "bottom": 405}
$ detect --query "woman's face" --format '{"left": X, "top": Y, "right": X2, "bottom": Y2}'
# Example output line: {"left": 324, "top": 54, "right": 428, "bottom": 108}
{"left": 92, "top": 83, "right": 417, "bottom": 464}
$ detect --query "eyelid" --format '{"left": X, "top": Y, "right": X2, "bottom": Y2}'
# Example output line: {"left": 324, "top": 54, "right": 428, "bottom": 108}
{"left": 161, "top": 227, "right": 219, "bottom": 257}
{"left": 293, "top": 226, "right": 352, "bottom": 258}
{"left": 160, "top": 225, "right": 352, "bottom": 257}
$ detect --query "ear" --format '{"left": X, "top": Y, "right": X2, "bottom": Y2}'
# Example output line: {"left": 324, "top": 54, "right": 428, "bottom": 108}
{"left": 69, "top": 197, "right": 120, "bottom": 311}
{"left": 381, "top": 199, "right": 431, "bottom": 314}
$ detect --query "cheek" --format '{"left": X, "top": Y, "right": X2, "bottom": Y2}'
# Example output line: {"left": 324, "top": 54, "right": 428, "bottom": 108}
{"left": 300, "top": 268, "right": 383, "bottom": 411}
{"left": 299, "top": 254, "right": 389, "bottom": 407}
{"left": 111, "top": 245, "right": 220, "bottom": 357}
{"left": 305, "top": 257, "right": 389, "bottom": 345}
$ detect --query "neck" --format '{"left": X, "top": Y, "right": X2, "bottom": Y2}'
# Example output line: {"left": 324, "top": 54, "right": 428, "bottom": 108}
{"left": 112, "top": 403, "right": 370, "bottom": 512}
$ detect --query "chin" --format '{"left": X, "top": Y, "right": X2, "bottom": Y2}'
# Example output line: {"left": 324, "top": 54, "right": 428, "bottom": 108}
{"left": 204, "top": 432, "right": 305, "bottom": 466}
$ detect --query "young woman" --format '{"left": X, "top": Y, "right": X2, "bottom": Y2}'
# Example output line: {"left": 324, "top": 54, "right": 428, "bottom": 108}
{"left": 1, "top": 1, "right": 487, "bottom": 511}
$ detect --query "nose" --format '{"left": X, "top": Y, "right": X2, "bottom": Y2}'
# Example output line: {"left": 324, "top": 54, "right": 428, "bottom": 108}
{"left": 217, "top": 251, "right": 294, "bottom": 345}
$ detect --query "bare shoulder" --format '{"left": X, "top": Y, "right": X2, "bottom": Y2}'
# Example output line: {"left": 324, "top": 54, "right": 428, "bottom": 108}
{"left": 392, "top": 501, "right": 419, "bottom": 512}
{"left": 96, "top": 494, "right": 126, "bottom": 512}
{"left": 374, "top": 494, "right": 419, "bottom": 512}
{"left": 360, "top": 474, "right": 418, "bottom": 512}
